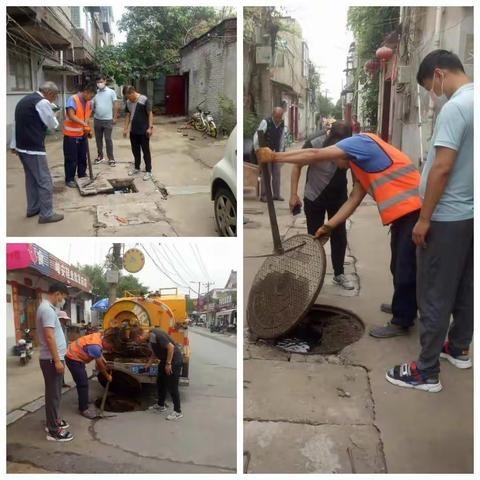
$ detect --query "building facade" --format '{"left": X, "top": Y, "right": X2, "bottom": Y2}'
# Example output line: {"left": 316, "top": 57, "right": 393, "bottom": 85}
{"left": 179, "top": 18, "right": 237, "bottom": 126}
{"left": 6, "top": 6, "right": 114, "bottom": 144}
{"left": 6, "top": 244, "right": 93, "bottom": 352}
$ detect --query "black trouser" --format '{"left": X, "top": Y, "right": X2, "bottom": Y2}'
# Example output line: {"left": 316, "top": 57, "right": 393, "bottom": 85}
{"left": 129, "top": 133, "right": 151, "bottom": 172}
{"left": 390, "top": 210, "right": 419, "bottom": 328}
{"left": 157, "top": 363, "right": 181, "bottom": 413}
{"left": 39, "top": 359, "right": 64, "bottom": 432}
{"left": 63, "top": 136, "right": 87, "bottom": 182}
{"left": 416, "top": 218, "right": 473, "bottom": 374}
{"left": 304, "top": 196, "right": 347, "bottom": 277}
{"left": 65, "top": 356, "right": 90, "bottom": 412}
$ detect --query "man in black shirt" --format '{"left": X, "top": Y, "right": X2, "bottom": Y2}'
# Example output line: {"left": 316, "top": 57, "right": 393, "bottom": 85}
{"left": 131, "top": 327, "right": 183, "bottom": 420}
{"left": 123, "top": 85, "right": 154, "bottom": 181}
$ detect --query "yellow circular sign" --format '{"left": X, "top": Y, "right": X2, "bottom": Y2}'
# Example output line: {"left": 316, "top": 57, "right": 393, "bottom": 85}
{"left": 123, "top": 248, "right": 145, "bottom": 273}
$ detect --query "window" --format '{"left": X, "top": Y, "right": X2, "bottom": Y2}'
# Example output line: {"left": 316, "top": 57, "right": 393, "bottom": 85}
{"left": 8, "top": 50, "right": 33, "bottom": 91}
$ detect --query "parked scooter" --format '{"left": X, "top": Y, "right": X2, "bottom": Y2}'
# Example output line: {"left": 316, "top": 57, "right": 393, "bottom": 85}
{"left": 17, "top": 329, "right": 33, "bottom": 365}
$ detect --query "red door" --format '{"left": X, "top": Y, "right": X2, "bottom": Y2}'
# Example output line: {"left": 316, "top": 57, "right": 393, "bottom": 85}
{"left": 165, "top": 75, "right": 186, "bottom": 115}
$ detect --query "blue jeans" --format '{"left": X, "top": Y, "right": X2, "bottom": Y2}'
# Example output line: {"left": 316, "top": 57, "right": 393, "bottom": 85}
{"left": 18, "top": 152, "right": 54, "bottom": 218}
{"left": 63, "top": 136, "right": 87, "bottom": 182}
{"left": 65, "top": 356, "right": 89, "bottom": 412}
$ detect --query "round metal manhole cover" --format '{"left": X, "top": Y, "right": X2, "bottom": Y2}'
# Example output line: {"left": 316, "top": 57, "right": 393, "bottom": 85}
{"left": 247, "top": 234, "right": 327, "bottom": 339}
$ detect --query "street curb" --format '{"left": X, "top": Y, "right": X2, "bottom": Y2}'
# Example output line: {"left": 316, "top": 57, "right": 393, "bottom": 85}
{"left": 7, "top": 371, "right": 96, "bottom": 427}
{"left": 189, "top": 327, "right": 237, "bottom": 347}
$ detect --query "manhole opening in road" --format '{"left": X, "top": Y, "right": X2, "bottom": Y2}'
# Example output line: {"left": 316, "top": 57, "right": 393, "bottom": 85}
{"left": 108, "top": 178, "right": 138, "bottom": 194}
{"left": 275, "top": 304, "right": 365, "bottom": 355}
{"left": 94, "top": 381, "right": 158, "bottom": 413}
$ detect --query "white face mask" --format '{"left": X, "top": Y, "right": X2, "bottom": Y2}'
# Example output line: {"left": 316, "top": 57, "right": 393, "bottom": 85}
{"left": 57, "top": 298, "right": 66, "bottom": 309}
{"left": 429, "top": 71, "right": 448, "bottom": 111}
{"left": 97, "top": 82, "right": 106, "bottom": 90}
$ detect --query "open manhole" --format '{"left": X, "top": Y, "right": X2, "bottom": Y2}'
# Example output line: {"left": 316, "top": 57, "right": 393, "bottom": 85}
{"left": 108, "top": 178, "right": 138, "bottom": 194}
{"left": 275, "top": 304, "right": 364, "bottom": 355}
{"left": 95, "top": 384, "right": 157, "bottom": 413}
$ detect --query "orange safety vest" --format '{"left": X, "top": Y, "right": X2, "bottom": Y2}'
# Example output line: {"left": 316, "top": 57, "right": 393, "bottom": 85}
{"left": 63, "top": 94, "right": 91, "bottom": 137}
{"left": 66, "top": 332, "right": 102, "bottom": 363}
{"left": 349, "top": 133, "right": 422, "bottom": 225}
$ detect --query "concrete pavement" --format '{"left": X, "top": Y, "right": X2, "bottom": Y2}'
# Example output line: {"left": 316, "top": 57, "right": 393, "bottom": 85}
{"left": 7, "top": 119, "right": 227, "bottom": 237}
{"left": 7, "top": 330, "right": 236, "bottom": 473}
{"left": 243, "top": 161, "right": 473, "bottom": 473}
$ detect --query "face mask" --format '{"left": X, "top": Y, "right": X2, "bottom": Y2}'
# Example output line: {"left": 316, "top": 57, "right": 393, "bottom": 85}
{"left": 429, "top": 71, "right": 448, "bottom": 111}
{"left": 97, "top": 83, "right": 106, "bottom": 90}
{"left": 57, "top": 298, "right": 66, "bottom": 309}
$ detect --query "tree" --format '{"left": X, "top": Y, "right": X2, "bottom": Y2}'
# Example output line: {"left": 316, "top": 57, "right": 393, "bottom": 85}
{"left": 95, "top": 7, "right": 222, "bottom": 81}
{"left": 78, "top": 264, "right": 148, "bottom": 301}
{"left": 331, "top": 99, "right": 343, "bottom": 120}
{"left": 347, "top": 7, "right": 399, "bottom": 129}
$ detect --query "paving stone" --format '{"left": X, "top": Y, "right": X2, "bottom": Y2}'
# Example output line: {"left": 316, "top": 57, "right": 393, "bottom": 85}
{"left": 7, "top": 410, "right": 27, "bottom": 426}
{"left": 244, "top": 421, "right": 386, "bottom": 473}
{"left": 244, "top": 359, "right": 373, "bottom": 425}
{"left": 22, "top": 397, "right": 45, "bottom": 413}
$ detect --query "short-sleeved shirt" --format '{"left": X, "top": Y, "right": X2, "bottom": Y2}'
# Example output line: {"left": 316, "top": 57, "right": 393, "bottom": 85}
{"left": 125, "top": 95, "right": 151, "bottom": 135}
{"left": 92, "top": 87, "right": 117, "bottom": 120}
{"left": 36, "top": 300, "right": 66, "bottom": 360}
{"left": 149, "top": 328, "right": 183, "bottom": 366}
{"left": 420, "top": 83, "right": 473, "bottom": 221}
{"left": 336, "top": 134, "right": 393, "bottom": 173}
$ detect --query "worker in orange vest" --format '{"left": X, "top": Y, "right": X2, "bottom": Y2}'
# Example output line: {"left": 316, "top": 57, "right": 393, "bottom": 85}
{"left": 257, "top": 132, "right": 421, "bottom": 339}
{"left": 63, "top": 83, "right": 96, "bottom": 188}
{"left": 65, "top": 330, "right": 118, "bottom": 419}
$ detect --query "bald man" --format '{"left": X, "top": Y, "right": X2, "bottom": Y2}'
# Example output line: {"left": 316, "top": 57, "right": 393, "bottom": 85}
{"left": 253, "top": 107, "right": 288, "bottom": 201}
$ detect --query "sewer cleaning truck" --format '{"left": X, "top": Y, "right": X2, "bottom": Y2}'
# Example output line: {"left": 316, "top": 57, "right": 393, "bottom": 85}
{"left": 97, "top": 288, "right": 191, "bottom": 392}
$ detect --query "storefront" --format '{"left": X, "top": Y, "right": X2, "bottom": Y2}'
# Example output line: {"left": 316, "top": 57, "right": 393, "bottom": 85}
{"left": 6, "top": 243, "right": 92, "bottom": 352}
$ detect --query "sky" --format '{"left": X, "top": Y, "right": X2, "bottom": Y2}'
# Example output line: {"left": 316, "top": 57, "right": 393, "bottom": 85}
{"left": 35, "top": 240, "right": 237, "bottom": 298}
{"left": 111, "top": 6, "right": 127, "bottom": 44}
{"left": 283, "top": 3, "right": 354, "bottom": 102}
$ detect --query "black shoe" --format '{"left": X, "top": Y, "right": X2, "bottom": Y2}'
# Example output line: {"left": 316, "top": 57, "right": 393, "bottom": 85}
{"left": 26, "top": 210, "right": 40, "bottom": 218}
{"left": 108, "top": 159, "right": 116, "bottom": 166}
{"left": 38, "top": 213, "right": 64, "bottom": 224}
{"left": 46, "top": 428, "right": 74, "bottom": 442}
{"left": 44, "top": 419, "right": 70, "bottom": 432}
{"left": 94, "top": 156, "right": 104, "bottom": 164}
{"left": 273, "top": 196, "right": 285, "bottom": 201}
{"left": 380, "top": 303, "right": 392, "bottom": 314}
{"left": 66, "top": 181, "right": 77, "bottom": 188}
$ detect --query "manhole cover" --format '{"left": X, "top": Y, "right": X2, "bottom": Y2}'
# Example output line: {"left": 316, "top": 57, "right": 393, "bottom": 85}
{"left": 275, "top": 304, "right": 365, "bottom": 354}
{"left": 247, "top": 235, "right": 326, "bottom": 339}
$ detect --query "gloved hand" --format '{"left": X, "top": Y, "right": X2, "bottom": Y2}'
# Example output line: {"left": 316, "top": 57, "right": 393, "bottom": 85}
{"left": 256, "top": 147, "right": 274, "bottom": 164}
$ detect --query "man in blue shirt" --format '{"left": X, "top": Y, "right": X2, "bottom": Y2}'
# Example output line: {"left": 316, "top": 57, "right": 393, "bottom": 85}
{"left": 92, "top": 75, "right": 118, "bottom": 166}
{"left": 387, "top": 50, "right": 473, "bottom": 393}
{"left": 37, "top": 282, "right": 74, "bottom": 441}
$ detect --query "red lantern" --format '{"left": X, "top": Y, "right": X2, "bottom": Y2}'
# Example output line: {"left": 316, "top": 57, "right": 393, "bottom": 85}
{"left": 364, "top": 59, "right": 380, "bottom": 74}
{"left": 376, "top": 46, "right": 393, "bottom": 62}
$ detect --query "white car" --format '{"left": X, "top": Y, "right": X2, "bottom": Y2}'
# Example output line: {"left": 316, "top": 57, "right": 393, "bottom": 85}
{"left": 211, "top": 126, "right": 237, "bottom": 237}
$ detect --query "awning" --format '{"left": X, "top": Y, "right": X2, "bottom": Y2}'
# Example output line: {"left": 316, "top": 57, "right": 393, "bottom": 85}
{"left": 92, "top": 298, "right": 110, "bottom": 311}
{"left": 6, "top": 243, "right": 92, "bottom": 293}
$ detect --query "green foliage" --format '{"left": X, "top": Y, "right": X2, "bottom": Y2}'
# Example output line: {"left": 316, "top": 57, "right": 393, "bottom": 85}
{"left": 218, "top": 95, "right": 236, "bottom": 135}
{"left": 331, "top": 99, "right": 343, "bottom": 120}
{"left": 95, "top": 7, "right": 221, "bottom": 81}
{"left": 317, "top": 93, "right": 336, "bottom": 118}
{"left": 78, "top": 264, "right": 148, "bottom": 301}
{"left": 347, "top": 7, "right": 399, "bottom": 128}
{"left": 243, "top": 109, "right": 260, "bottom": 139}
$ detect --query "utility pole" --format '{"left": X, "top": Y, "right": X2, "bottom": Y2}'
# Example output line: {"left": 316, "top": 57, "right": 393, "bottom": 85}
{"left": 107, "top": 243, "right": 122, "bottom": 306}
{"left": 203, "top": 281, "right": 215, "bottom": 326}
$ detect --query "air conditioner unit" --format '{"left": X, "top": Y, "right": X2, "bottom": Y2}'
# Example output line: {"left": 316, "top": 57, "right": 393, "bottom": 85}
{"left": 397, "top": 65, "right": 411, "bottom": 85}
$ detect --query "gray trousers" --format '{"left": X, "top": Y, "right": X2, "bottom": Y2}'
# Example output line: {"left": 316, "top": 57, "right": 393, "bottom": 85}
{"left": 94, "top": 118, "right": 114, "bottom": 160}
{"left": 416, "top": 218, "right": 473, "bottom": 374}
{"left": 18, "top": 152, "right": 54, "bottom": 219}
{"left": 40, "top": 359, "right": 64, "bottom": 432}
{"left": 261, "top": 163, "right": 282, "bottom": 199}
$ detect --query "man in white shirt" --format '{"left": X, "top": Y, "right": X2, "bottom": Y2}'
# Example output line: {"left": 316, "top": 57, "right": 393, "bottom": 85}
{"left": 10, "top": 81, "right": 64, "bottom": 223}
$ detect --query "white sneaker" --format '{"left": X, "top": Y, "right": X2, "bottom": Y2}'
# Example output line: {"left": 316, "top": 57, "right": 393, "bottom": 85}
{"left": 166, "top": 411, "right": 183, "bottom": 421}
{"left": 128, "top": 169, "right": 140, "bottom": 176}
{"left": 148, "top": 403, "right": 168, "bottom": 412}
{"left": 143, "top": 172, "right": 152, "bottom": 181}
{"left": 333, "top": 274, "right": 355, "bottom": 290}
